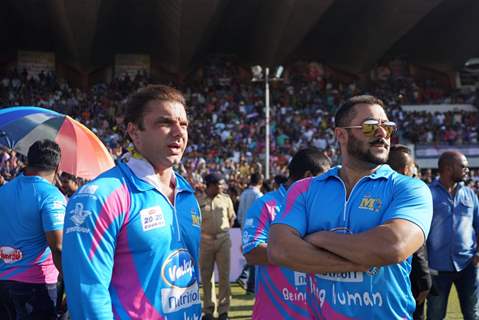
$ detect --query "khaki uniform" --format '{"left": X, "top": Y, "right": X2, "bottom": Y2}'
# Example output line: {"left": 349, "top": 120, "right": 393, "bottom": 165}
{"left": 198, "top": 192, "right": 236, "bottom": 316}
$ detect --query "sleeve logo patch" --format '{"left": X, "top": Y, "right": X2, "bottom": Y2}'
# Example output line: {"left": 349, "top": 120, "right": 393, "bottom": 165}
{"left": 191, "top": 208, "right": 201, "bottom": 227}
{"left": 52, "top": 200, "right": 66, "bottom": 210}
{"left": 140, "top": 206, "right": 166, "bottom": 231}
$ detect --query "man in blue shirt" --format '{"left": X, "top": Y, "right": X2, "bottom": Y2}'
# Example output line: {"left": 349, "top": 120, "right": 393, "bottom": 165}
{"left": 269, "top": 95, "right": 433, "bottom": 319}
{"left": 237, "top": 173, "right": 263, "bottom": 293}
{"left": 0, "top": 140, "right": 65, "bottom": 320}
{"left": 427, "top": 151, "right": 479, "bottom": 320}
{"left": 62, "top": 85, "right": 202, "bottom": 319}
{"left": 242, "top": 148, "right": 330, "bottom": 319}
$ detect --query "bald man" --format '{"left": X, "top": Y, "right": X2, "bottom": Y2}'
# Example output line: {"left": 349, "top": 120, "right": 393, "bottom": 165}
{"left": 427, "top": 151, "right": 479, "bottom": 320}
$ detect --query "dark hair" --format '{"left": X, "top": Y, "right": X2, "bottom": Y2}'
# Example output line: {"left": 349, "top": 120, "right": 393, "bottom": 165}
{"left": 273, "top": 175, "right": 288, "bottom": 185}
{"left": 203, "top": 172, "right": 223, "bottom": 187}
{"left": 249, "top": 172, "right": 263, "bottom": 186}
{"left": 125, "top": 84, "right": 186, "bottom": 130}
{"left": 288, "top": 148, "right": 331, "bottom": 180}
{"left": 438, "top": 151, "right": 462, "bottom": 172}
{"left": 27, "top": 139, "right": 61, "bottom": 171}
{"left": 387, "top": 144, "right": 412, "bottom": 173}
{"left": 334, "top": 95, "right": 385, "bottom": 127}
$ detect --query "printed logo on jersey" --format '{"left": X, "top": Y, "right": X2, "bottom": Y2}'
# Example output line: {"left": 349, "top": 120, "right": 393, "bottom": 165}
{"left": 294, "top": 272, "right": 307, "bottom": 286}
{"left": 161, "top": 281, "right": 201, "bottom": 314}
{"left": 65, "top": 203, "right": 92, "bottom": 234}
{"left": 359, "top": 196, "right": 382, "bottom": 212}
{"left": 140, "top": 206, "right": 166, "bottom": 231}
{"left": 242, "top": 230, "right": 253, "bottom": 244}
{"left": 161, "top": 249, "right": 197, "bottom": 288}
{"left": 244, "top": 218, "right": 254, "bottom": 227}
{"left": 0, "top": 246, "right": 23, "bottom": 264}
{"left": 191, "top": 208, "right": 201, "bottom": 228}
{"left": 317, "top": 271, "right": 364, "bottom": 282}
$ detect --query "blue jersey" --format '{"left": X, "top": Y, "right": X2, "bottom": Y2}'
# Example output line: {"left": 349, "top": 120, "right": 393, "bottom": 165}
{"left": 242, "top": 185, "right": 309, "bottom": 320}
{"left": 273, "top": 165, "right": 433, "bottom": 319}
{"left": 0, "top": 174, "right": 65, "bottom": 284}
{"left": 62, "top": 160, "right": 202, "bottom": 320}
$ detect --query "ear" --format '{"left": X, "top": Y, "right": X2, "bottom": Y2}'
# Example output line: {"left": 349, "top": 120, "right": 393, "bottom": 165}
{"left": 334, "top": 127, "right": 348, "bottom": 145}
{"left": 303, "top": 170, "right": 313, "bottom": 178}
{"left": 127, "top": 122, "right": 140, "bottom": 145}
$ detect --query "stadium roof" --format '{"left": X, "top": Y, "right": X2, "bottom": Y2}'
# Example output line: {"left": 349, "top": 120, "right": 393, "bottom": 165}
{"left": 1, "top": 0, "right": 478, "bottom": 74}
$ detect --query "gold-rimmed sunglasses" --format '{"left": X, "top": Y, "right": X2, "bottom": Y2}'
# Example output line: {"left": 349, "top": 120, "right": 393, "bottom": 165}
{"left": 339, "top": 119, "right": 397, "bottom": 138}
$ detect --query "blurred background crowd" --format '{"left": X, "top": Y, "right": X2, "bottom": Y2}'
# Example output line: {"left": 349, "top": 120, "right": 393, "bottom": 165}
{"left": 1, "top": 57, "right": 478, "bottom": 211}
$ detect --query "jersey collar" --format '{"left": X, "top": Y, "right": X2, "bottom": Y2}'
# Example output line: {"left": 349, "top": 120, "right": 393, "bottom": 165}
{"left": 316, "top": 164, "right": 393, "bottom": 182}
{"left": 119, "top": 159, "right": 194, "bottom": 194}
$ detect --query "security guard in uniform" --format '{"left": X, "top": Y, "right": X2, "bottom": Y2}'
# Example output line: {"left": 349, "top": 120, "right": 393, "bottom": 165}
{"left": 198, "top": 173, "right": 236, "bottom": 320}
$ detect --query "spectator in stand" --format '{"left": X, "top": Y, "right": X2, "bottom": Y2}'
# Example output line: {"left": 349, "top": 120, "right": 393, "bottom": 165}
{"left": 0, "top": 140, "right": 65, "bottom": 320}
{"left": 427, "top": 151, "right": 479, "bottom": 320}
{"left": 1, "top": 58, "right": 478, "bottom": 191}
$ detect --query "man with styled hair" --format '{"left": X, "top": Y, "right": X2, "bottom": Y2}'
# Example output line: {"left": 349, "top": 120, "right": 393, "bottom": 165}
{"left": 269, "top": 95, "right": 433, "bottom": 319}
{"left": 62, "top": 85, "right": 202, "bottom": 319}
{"left": 0, "top": 140, "right": 65, "bottom": 320}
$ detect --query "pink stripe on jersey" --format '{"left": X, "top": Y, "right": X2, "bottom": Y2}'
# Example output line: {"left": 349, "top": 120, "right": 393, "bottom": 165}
{"left": 89, "top": 183, "right": 131, "bottom": 260}
{"left": 309, "top": 278, "right": 352, "bottom": 320}
{"left": 253, "top": 281, "right": 285, "bottom": 320}
{"left": 319, "top": 302, "right": 353, "bottom": 320}
{"left": 261, "top": 267, "right": 308, "bottom": 320}
{"left": 110, "top": 214, "right": 164, "bottom": 320}
{"left": 1, "top": 249, "right": 58, "bottom": 284}
{"left": 282, "top": 178, "right": 312, "bottom": 219}
{"left": 253, "top": 199, "right": 276, "bottom": 242}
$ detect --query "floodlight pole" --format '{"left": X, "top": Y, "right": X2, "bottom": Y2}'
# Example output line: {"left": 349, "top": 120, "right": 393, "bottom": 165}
{"left": 265, "top": 67, "right": 270, "bottom": 180}
{"left": 252, "top": 66, "right": 282, "bottom": 181}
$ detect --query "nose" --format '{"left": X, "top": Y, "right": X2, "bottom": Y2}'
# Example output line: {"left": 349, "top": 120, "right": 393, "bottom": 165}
{"left": 374, "top": 124, "right": 389, "bottom": 138}
{"left": 171, "top": 121, "right": 184, "bottom": 138}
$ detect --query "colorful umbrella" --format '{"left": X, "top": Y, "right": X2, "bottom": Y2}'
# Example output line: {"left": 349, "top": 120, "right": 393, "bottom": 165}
{"left": 0, "top": 106, "right": 115, "bottom": 180}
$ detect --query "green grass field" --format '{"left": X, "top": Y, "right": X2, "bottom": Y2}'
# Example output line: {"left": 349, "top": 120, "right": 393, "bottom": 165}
{"left": 221, "top": 283, "right": 464, "bottom": 319}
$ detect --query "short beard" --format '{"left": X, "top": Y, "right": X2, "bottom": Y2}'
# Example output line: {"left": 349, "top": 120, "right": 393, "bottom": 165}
{"left": 347, "top": 133, "right": 389, "bottom": 166}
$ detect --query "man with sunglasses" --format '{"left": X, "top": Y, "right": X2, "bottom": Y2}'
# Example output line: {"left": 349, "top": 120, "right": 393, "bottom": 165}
{"left": 269, "top": 95, "right": 433, "bottom": 319}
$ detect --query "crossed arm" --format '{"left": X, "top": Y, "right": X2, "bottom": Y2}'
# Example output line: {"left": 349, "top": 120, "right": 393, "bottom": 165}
{"left": 268, "top": 219, "right": 424, "bottom": 273}
{"left": 268, "top": 224, "right": 369, "bottom": 274}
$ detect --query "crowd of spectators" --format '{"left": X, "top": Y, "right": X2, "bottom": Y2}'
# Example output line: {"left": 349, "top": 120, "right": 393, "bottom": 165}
{"left": 0, "top": 56, "right": 478, "bottom": 197}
